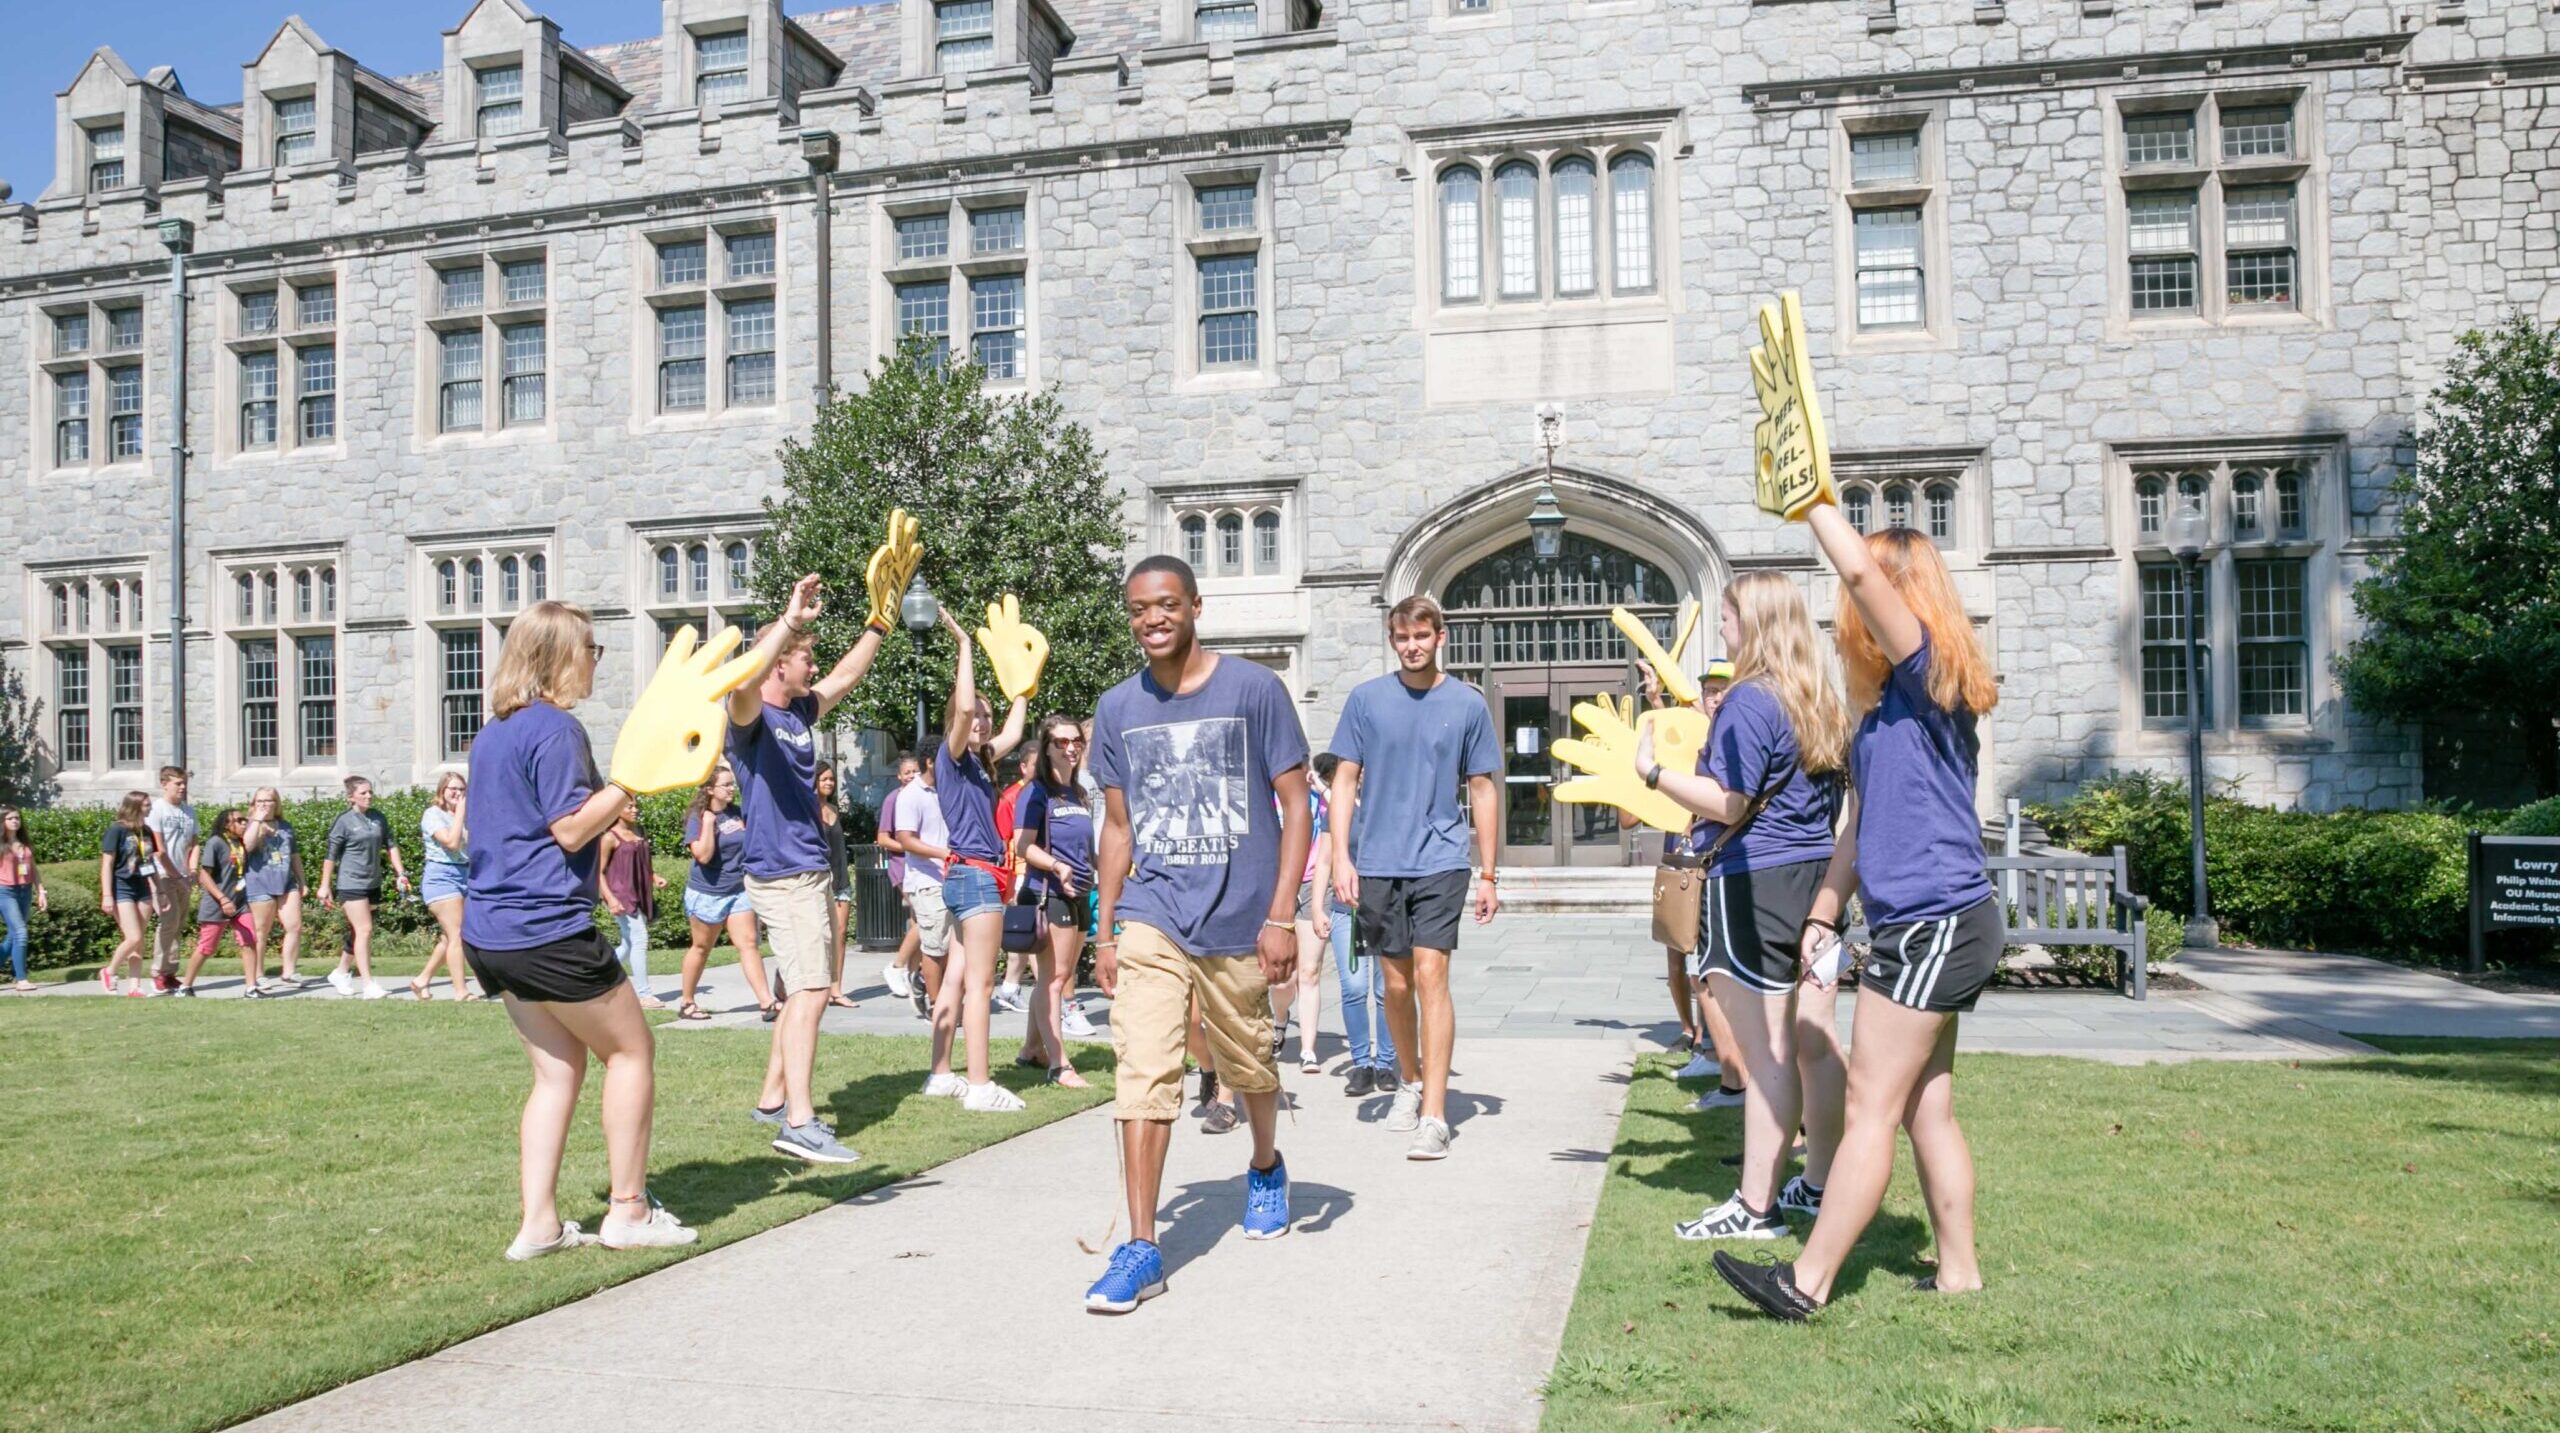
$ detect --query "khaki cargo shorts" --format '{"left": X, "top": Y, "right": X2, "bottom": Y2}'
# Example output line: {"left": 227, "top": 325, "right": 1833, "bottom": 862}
{"left": 1111, "top": 922, "right": 1277, "bottom": 1122}
{"left": 745, "top": 870, "right": 833, "bottom": 996}
{"left": 909, "top": 880, "right": 952, "bottom": 959}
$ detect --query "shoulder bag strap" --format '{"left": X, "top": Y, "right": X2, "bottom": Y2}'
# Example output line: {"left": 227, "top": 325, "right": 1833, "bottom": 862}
{"left": 1691, "top": 755, "right": 1798, "bottom": 869}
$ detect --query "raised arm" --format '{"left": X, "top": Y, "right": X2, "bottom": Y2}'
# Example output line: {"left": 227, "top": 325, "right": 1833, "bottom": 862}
{"left": 987, "top": 698, "right": 1028, "bottom": 764}
{"left": 811, "top": 622, "right": 887, "bottom": 722}
{"left": 939, "top": 606, "right": 977, "bottom": 763}
{"left": 1806, "top": 504, "right": 1923, "bottom": 664}
{"left": 727, "top": 574, "right": 824, "bottom": 727}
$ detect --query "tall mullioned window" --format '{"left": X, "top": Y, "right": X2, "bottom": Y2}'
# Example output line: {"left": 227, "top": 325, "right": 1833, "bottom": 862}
{"left": 423, "top": 541, "right": 550, "bottom": 758}
{"left": 428, "top": 250, "right": 547, "bottom": 435}
{"left": 2127, "top": 452, "right": 2324, "bottom": 732}
{"left": 1433, "top": 144, "right": 1661, "bottom": 310}
{"left": 641, "top": 528, "right": 764, "bottom": 668}
{"left": 273, "top": 95, "right": 317, "bottom": 165}
{"left": 41, "top": 299, "right": 150, "bottom": 473}
{"left": 227, "top": 272, "right": 338, "bottom": 457}
{"left": 650, "top": 223, "right": 780, "bottom": 416}
{"left": 885, "top": 198, "right": 1029, "bottom": 380}
{"left": 1838, "top": 120, "right": 1936, "bottom": 335}
{"left": 41, "top": 569, "right": 149, "bottom": 774}
{"left": 936, "top": 0, "right": 996, "bottom": 77}
{"left": 1183, "top": 172, "right": 1268, "bottom": 379}
{"left": 225, "top": 557, "right": 339, "bottom": 772}
{"left": 2119, "top": 94, "right": 2307, "bottom": 321}
{"left": 694, "top": 32, "right": 750, "bottom": 108}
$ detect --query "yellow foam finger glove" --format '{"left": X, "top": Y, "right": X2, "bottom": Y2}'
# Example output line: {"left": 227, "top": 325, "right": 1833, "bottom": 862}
{"left": 1750, "top": 290, "right": 1837, "bottom": 522}
{"left": 1554, "top": 698, "right": 1710, "bottom": 833}
{"left": 1611, "top": 607, "right": 1699, "bottom": 707}
{"left": 975, "top": 593, "right": 1049, "bottom": 703}
{"left": 1669, "top": 599, "right": 1701, "bottom": 662}
{"left": 607, "top": 625, "right": 765, "bottom": 795}
{"left": 864, "top": 508, "right": 924, "bottom": 631}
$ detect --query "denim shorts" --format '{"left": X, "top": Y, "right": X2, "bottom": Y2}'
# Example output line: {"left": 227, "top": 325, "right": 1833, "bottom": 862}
{"left": 684, "top": 886, "right": 751, "bottom": 924}
{"left": 942, "top": 863, "right": 1005, "bottom": 924}
{"left": 421, "top": 863, "right": 468, "bottom": 907}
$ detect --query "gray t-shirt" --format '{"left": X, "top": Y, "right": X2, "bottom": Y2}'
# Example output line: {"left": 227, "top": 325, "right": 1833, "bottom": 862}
{"left": 327, "top": 809, "right": 393, "bottom": 892}
{"left": 148, "top": 798, "right": 198, "bottom": 881}
{"left": 1327, "top": 672, "right": 1503, "bottom": 878}
{"left": 196, "top": 835, "right": 246, "bottom": 923}
{"left": 894, "top": 781, "right": 951, "bottom": 895}
{"left": 1091, "top": 655, "right": 1310, "bottom": 957}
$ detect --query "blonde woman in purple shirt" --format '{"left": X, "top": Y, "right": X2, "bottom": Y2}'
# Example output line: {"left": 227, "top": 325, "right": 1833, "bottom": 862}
{"left": 1715, "top": 516, "right": 2001, "bottom": 1323}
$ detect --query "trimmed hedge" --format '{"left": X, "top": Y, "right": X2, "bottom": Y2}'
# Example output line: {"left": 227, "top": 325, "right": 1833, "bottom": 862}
{"left": 2027, "top": 773, "right": 2544, "bottom": 963}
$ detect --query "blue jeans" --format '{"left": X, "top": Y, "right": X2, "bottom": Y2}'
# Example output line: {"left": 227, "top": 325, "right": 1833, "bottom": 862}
{"left": 613, "top": 912, "right": 650, "bottom": 993}
{"left": 1330, "top": 899, "right": 1397, "bottom": 1070}
{"left": 0, "top": 885, "right": 28, "bottom": 982}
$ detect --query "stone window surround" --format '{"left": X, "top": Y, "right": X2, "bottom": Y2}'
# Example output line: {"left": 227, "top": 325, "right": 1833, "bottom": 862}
{"left": 215, "top": 547, "right": 344, "bottom": 781}
{"left": 636, "top": 216, "right": 785, "bottom": 428}
{"left": 413, "top": 532, "right": 555, "bottom": 765}
{"left": 2107, "top": 437, "right": 2344, "bottom": 751}
{"left": 416, "top": 245, "right": 551, "bottom": 446}
{"left": 1205, "top": 638, "right": 1303, "bottom": 701}
{"left": 217, "top": 263, "right": 345, "bottom": 465}
{"left": 1156, "top": 0, "right": 1324, "bottom": 44}
{"left": 634, "top": 518, "right": 767, "bottom": 683}
{"left": 873, "top": 186, "right": 1036, "bottom": 386}
{"left": 30, "top": 561, "right": 152, "bottom": 779}
{"left": 1173, "top": 162, "right": 1274, "bottom": 390}
{"left": 898, "top": 0, "right": 1074, "bottom": 89}
{"left": 33, "top": 293, "right": 151, "bottom": 477}
{"left": 1155, "top": 478, "right": 1300, "bottom": 589}
{"left": 1828, "top": 100, "right": 1957, "bottom": 354}
{"left": 1410, "top": 115, "right": 1681, "bottom": 337}
{"left": 2100, "top": 79, "right": 2331, "bottom": 338}
{"left": 1830, "top": 446, "right": 1983, "bottom": 557}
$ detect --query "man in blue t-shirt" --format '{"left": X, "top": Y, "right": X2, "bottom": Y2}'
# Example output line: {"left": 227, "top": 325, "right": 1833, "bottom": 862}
{"left": 1326, "top": 594, "right": 1503, "bottom": 1162}
{"left": 1083, "top": 556, "right": 1312, "bottom": 1315}
{"left": 723, "top": 573, "right": 884, "bottom": 1166}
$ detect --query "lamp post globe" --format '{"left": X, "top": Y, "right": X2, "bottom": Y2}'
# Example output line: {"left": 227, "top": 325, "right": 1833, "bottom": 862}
{"left": 900, "top": 575, "right": 938, "bottom": 750}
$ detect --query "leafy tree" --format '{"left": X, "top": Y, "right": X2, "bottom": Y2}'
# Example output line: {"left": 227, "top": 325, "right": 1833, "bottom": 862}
{"left": 755, "top": 336, "right": 1137, "bottom": 748}
{"left": 2341, "top": 313, "right": 2560, "bottom": 797}
{"left": 0, "top": 654, "right": 55, "bottom": 808}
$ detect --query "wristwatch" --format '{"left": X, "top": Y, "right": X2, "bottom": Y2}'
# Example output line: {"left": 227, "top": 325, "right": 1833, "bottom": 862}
{"left": 1642, "top": 763, "right": 1664, "bottom": 790}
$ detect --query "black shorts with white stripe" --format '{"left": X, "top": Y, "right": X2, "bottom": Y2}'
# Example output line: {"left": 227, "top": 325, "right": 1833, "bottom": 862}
{"left": 1861, "top": 893, "right": 2004, "bottom": 1014}
{"left": 1700, "top": 857, "right": 1830, "bottom": 994}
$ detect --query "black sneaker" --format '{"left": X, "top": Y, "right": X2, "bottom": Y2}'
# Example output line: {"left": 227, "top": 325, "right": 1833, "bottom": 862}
{"left": 1712, "top": 1253, "right": 1823, "bottom": 1323}
{"left": 1197, "top": 1068, "right": 1220, "bottom": 1110}
{"left": 1345, "top": 1066, "right": 1376, "bottom": 1097}
{"left": 176, "top": 985, "right": 199, "bottom": 998}
{"left": 910, "top": 980, "right": 930, "bottom": 1018}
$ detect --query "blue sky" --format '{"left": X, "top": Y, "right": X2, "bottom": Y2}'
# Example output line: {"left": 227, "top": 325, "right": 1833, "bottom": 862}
{"left": 0, "top": 1, "right": 861, "bottom": 203}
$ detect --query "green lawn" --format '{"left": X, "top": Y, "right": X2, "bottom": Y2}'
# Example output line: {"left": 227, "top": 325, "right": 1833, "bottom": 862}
{"left": 1547, "top": 1038, "right": 2560, "bottom": 1433}
{"left": 15, "top": 935, "right": 745, "bottom": 987}
{"left": 0, "top": 1000, "right": 1107, "bottom": 1433}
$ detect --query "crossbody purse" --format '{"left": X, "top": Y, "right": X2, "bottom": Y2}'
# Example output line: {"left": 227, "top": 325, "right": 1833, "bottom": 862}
{"left": 1648, "top": 757, "right": 1800, "bottom": 955}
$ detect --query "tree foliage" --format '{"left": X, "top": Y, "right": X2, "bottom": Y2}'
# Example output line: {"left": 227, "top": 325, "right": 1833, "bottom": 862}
{"left": 0, "top": 654, "right": 56, "bottom": 809}
{"left": 2340, "top": 313, "right": 2560, "bottom": 795}
{"left": 756, "top": 337, "right": 1137, "bottom": 746}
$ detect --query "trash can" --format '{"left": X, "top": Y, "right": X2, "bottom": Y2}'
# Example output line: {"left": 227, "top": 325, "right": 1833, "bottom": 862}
{"left": 853, "top": 844, "right": 903, "bottom": 950}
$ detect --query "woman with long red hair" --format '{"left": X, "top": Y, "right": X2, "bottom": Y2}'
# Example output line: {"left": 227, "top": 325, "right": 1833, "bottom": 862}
{"left": 1715, "top": 505, "right": 2000, "bottom": 1323}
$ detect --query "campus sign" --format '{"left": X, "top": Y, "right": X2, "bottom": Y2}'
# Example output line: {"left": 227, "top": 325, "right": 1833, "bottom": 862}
{"left": 2467, "top": 833, "right": 2560, "bottom": 973}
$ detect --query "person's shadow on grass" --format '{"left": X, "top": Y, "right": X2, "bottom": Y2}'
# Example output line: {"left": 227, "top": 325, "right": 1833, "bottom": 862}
{"left": 1153, "top": 1171, "right": 1357, "bottom": 1276}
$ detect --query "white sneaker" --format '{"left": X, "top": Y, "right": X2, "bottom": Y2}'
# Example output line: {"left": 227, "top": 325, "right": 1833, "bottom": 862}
{"left": 1407, "top": 1116, "right": 1453, "bottom": 1161}
{"left": 1674, "top": 1193, "right": 1790, "bottom": 1241}
{"left": 1061, "top": 1000, "right": 1098, "bottom": 1039}
{"left": 361, "top": 981, "right": 389, "bottom": 1001}
{"left": 504, "top": 1220, "right": 592, "bottom": 1262}
{"left": 1385, "top": 1082, "right": 1423, "bottom": 1132}
{"left": 326, "top": 968, "right": 354, "bottom": 996}
{"left": 1688, "top": 1086, "right": 1747, "bottom": 1112}
{"left": 598, "top": 1202, "right": 699, "bottom": 1250}
{"left": 993, "top": 985, "right": 1027, "bottom": 1014}
{"left": 1674, "top": 1050, "right": 1719, "bottom": 1081}
{"left": 922, "top": 1072, "right": 968, "bottom": 1099}
{"left": 882, "top": 963, "right": 913, "bottom": 999}
{"left": 963, "top": 1081, "right": 1027, "bottom": 1113}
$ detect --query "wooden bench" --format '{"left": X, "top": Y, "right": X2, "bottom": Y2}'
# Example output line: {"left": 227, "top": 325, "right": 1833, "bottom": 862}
{"left": 1847, "top": 846, "right": 2153, "bottom": 1000}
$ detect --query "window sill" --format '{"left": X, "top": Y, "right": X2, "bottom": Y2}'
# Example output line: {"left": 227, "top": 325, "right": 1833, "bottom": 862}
{"left": 1179, "top": 366, "right": 1275, "bottom": 394}
{"left": 1840, "top": 324, "right": 1956, "bottom": 355}
{"left": 417, "top": 426, "right": 553, "bottom": 450}
{"left": 1426, "top": 299, "right": 1669, "bottom": 336}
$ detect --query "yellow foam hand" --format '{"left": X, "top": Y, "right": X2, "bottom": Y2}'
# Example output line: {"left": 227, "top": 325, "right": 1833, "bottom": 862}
{"left": 1552, "top": 697, "right": 1712, "bottom": 833}
{"left": 1750, "top": 290, "right": 1837, "bottom": 521}
{"left": 975, "top": 593, "right": 1050, "bottom": 703}
{"left": 1611, "top": 607, "right": 1700, "bottom": 707}
{"left": 1669, "top": 599, "right": 1702, "bottom": 662}
{"left": 607, "top": 625, "right": 764, "bottom": 795}
{"left": 864, "top": 508, "right": 924, "bottom": 631}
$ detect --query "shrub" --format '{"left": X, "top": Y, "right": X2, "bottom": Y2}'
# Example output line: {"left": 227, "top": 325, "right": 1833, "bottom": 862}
{"left": 2499, "top": 797, "right": 2560, "bottom": 839}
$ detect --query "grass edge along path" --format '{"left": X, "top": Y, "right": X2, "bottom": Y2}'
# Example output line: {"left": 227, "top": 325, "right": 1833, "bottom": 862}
{"left": 0, "top": 1000, "right": 1109, "bottom": 1433}
{"left": 1542, "top": 1038, "right": 2560, "bottom": 1433}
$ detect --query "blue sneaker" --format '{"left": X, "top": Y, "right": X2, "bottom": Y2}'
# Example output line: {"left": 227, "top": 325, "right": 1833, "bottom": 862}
{"left": 1084, "top": 1239, "right": 1166, "bottom": 1314}
{"left": 1241, "top": 1153, "right": 1291, "bottom": 1240}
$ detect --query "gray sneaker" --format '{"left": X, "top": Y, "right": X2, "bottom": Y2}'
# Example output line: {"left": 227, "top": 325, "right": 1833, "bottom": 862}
{"left": 1385, "top": 1082, "right": 1423, "bottom": 1132}
{"left": 772, "top": 1120, "right": 860, "bottom": 1164}
{"left": 1407, "top": 1116, "right": 1452, "bottom": 1161}
{"left": 750, "top": 1104, "right": 786, "bottom": 1127}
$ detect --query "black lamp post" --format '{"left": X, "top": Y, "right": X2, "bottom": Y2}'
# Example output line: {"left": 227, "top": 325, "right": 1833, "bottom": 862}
{"left": 2168, "top": 498, "right": 2217, "bottom": 948}
{"left": 1526, "top": 407, "right": 1568, "bottom": 860}
{"left": 900, "top": 574, "right": 938, "bottom": 751}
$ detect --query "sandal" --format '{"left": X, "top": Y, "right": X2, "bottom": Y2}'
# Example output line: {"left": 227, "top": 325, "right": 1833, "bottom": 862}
{"left": 827, "top": 993, "right": 858, "bottom": 1010}
{"left": 409, "top": 978, "right": 431, "bottom": 1001}
{"left": 758, "top": 1002, "right": 781, "bottom": 1023}
{"left": 677, "top": 1001, "right": 712, "bottom": 1021}
{"left": 1048, "top": 1066, "right": 1091, "bottom": 1089}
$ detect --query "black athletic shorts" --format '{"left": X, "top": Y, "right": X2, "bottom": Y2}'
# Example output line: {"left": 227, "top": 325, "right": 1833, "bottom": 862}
{"left": 1042, "top": 889, "right": 1079, "bottom": 928}
{"left": 1862, "top": 893, "right": 2004, "bottom": 1014}
{"left": 466, "top": 928, "right": 627, "bottom": 1005}
{"left": 1357, "top": 868, "right": 1470, "bottom": 958}
{"left": 1701, "top": 857, "right": 1829, "bottom": 994}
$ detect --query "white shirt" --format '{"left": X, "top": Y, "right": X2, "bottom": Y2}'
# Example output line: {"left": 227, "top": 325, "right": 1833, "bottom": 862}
{"left": 895, "top": 782, "right": 950, "bottom": 895}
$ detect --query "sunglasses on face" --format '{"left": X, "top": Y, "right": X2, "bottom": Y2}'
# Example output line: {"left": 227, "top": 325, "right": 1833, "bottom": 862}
{"left": 586, "top": 643, "right": 607, "bottom": 663}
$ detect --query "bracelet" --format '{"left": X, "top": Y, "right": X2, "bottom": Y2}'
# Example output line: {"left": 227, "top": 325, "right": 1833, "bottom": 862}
{"left": 1642, "top": 763, "right": 1664, "bottom": 790}
{"left": 1263, "top": 919, "right": 1294, "bottom": 933}
{"left": 1095, "top": 938, "right": 1118, "bottom": 949}
{"left": 864, "top": 619, "right": 890, "bottom": 636}
{"left": 1804, "top": 917, "right": 1840, "bottom": 935}
{"left": 1477, "top": 871, "right": 1498, "bottom": 885}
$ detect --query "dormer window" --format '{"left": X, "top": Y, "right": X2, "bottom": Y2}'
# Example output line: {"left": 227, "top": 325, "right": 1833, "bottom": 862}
{"left": 272, "top": 96, "right": 316, "bottom": 166}
{"left": 476, "top": 64, "right": 526, "bottom": 137}
{"left": 1197, "top": 0, "right": 1258, "bottom": 40}
{"left": 935, "top": 0, "right": 997, "bottom": 77}
{"left": 87, "top": 125, "right": 127, "bottom": 191}
{"left": 694, "top": 31, "right": 749, "bottom": 109}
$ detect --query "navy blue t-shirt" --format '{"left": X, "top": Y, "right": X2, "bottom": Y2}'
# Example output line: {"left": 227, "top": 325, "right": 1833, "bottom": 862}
{"left": 1690, "top": 680, "right": 1840, "bottom": 878}
{"left": 1016, "top": 781, "right": 1095, "bottom": 895}
{"left": 1328, "top": 673, "right": 1503, "bottom": 878}
{"left": 726, "top": 694, "right": 829, "bottom": 881}
{"left": 1848, "top": 639, "right": 1994, "bottom": 928}
{"left": 463, "top": 701, "right": 601, "bottom": 951}
{"left": 1093, "top": 656, "right": 1311, "bottom": 956}
{"left": 936, "top": 745, "right": 1005, "bottom": 865}
{"left": 684, "top": 809, "right": 748, "bottom": 897}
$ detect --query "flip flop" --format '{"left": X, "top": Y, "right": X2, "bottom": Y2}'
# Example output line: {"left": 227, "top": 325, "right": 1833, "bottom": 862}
{"left": 759, "top": 1002, "right": 781, "bottom": 1023}
{"left": 677, "top": 1002, "right": 712, "bottom": 1021}
{"left": 409, "top": 979, "right": 431, "bottom": 1001}
{"left": 827, "top": 994, "right": 858, "bottom": 1010}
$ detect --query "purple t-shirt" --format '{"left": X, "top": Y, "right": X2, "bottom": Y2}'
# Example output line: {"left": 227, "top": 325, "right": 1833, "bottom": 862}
{"left": 1092, "top": 655, "right": 1310, "bottom": 956}
{"left": 1016, "top": 780, "right": 1095, "bottom": 895}
{"left": 726, "top": 694, "right": 829, "bottom": 881}
{"left": 1691, "top": 680, "right": 1840, "bottom": 879}
{"left": 1848, "top": 638, "right": 1994, "bottom": 928}
{"left": 936, "top": 745, "right": 1005, "bottom": 865}
{"left": 462, "top": 701, "right": 601, "bottom": 951}
{"left": 1327, "top": 673, "right": 1502, "bottom": 878}
{"left": 683, "top": 809, "right": 748, "bottom": 897}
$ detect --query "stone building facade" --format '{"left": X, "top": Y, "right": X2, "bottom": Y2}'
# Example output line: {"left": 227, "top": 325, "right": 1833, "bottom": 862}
{"left": 1, "top": 0, "right": 2550, "bottom": 863}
